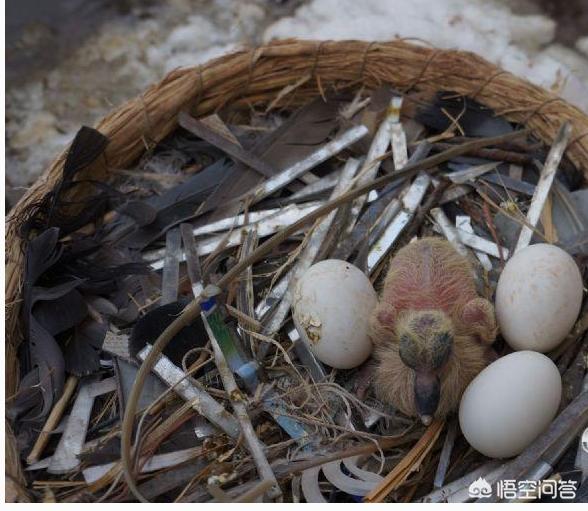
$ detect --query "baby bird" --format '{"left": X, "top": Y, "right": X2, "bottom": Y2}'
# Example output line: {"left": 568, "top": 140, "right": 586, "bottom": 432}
{"left": 370, "top": 237, "right": 497, "bottom": 425}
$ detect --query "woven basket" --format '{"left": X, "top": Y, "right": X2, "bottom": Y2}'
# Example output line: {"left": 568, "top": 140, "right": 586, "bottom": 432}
{"left": 5, "top": 38, "right": 588, "bottom": 497}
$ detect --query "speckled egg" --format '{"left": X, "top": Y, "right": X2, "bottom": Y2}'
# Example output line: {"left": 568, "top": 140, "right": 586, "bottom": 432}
{"left": 292, "top": 259, "right": 377, "bottom": 369}
{"left": 495, "top": 243, "right": 583, "bottom": 352}
{"left": 459, "top": 351, "right": 562, "bottom": 458}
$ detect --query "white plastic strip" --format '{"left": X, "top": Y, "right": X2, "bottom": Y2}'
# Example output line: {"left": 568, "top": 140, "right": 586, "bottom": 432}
{"left": 514, "top": 122, "right": 572, "bottom": 253}
{"left": 430, "top": 207, "right": 469, "bottom": 258}
{"left": 456, "top": 216, "right": 493, "bottom": 271}
{"left": 367, "top": 172, "right": 431, "bottom": 272}
{"left": 138, "top": 345, "right": 240, "bottom": 439}
{"left": 249, "top": 125, "right": 368, "bottom": 203}
{"left": 147, "top": 203, "right": 321, "bottom": 269}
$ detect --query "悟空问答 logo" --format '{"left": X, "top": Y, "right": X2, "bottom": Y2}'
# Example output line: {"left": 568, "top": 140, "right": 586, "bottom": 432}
{"left": 468, "top": 477, "right": 492, "bottom": 498}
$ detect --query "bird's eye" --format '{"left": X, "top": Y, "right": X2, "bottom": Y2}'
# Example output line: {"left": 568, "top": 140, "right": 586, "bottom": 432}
{"left": 431, "top": 332, "right": 453, "bottom": 368}
{"left": 436, "top": 332, "right": 452, "bottom": 349}
{"left": 399, "top": 334, "right": 417, "bottom": 368}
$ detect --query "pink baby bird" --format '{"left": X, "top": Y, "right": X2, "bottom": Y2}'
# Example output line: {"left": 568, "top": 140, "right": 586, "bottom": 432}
{"left": 370, "top": 237, "right": 497, "bottom": 425}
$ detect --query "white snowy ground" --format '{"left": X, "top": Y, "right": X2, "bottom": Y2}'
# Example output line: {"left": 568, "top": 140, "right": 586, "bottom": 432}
{"left": 6, "top": 0, "right": 588, "bottom": 199}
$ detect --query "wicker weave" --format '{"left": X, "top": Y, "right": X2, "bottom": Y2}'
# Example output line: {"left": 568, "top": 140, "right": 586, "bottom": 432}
{"left": 5, "top": 38, "right": 588, "bottom": 494}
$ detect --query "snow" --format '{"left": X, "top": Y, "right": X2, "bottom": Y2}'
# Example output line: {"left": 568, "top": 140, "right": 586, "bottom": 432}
{"left": 263, "top": 0, "right": 588, "bottom": 112}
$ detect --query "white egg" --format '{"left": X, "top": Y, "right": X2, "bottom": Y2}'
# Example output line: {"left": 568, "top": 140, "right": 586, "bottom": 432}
{"left": 292, "top": 259, "right": 377, "bottom": 369}
{"left": 459, "top": 351, "right": 561, "bottom": 459}
{"left": 495, "top": 243, "right": 583, "bottom": 352}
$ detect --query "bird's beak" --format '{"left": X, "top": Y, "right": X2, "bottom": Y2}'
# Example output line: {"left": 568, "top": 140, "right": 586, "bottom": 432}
{"left": 414, "top": 371, "right": 440, "bottom": 425}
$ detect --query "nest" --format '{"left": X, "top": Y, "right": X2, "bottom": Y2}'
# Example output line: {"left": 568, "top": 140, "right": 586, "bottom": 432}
{"left": 5, "top": 39, "right": 588, "bottom": 503}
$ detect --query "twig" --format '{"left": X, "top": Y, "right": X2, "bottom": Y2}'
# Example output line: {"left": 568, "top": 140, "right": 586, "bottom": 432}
{"left": 445, "top": 162, "right": 499, "bottom": 185}
{"left": 137, "top": 345, "right": 241, "bottom": 439}
{"left": 26, "top": 376, "right": 78, "bottom": 464}
{"left": 48, "top": 378, "right": 117, "bottom": 474}
{"left": 246, "top": 125, "right": 368, "bottom": 204}
{"left": 237, "top": 228, "right": 258, "bottom": 357}
{"left": 482, "top": 200, "right": 506, "bottom": 264}
{"left": 432, "top": 217, "right": 509, "bottom": 259}
{"left": 455, "top": 216, "right": 493, "bottom": 271}
{"left": 390, "top": 97, "right": 408, "bottom": 171}
{"left": 203, "top": 314, "right": 281, "bottom": 501}
{"left": 540, "top": 193, "right": 558, "bottom": 243}
{"left": 148, "top": 203, "right": 321, "bottom": 268}
{"left": 272, "top": 433, "right": 415, "bottom": 478}
{"left": 225, "top": 303, "right": 262, "bottom": 332}
{"left": 509, "top": 473, "right": 563, "bottom": 502}
{"left": 476, "top": 187, "right": 549, "bottom": 245}
{"left": 364, "top": 419, "right": 444, "bottom": 502}
{"left": 180, "top": 223, "right": 204, "bottom": 297}
{"left": 432, "top": 142, "right": 532, "bottom": 164}
{"left": 333, "top": 142, "right": 430, "bottom": 261}
{"left": 190, "top": 207, "right": 280, "bottom": 237}
{"left": 367, "top": 173, "right": 430, "bottom": 272}
{"left": 420, "top": 460, "right": 503, "bottom": 503}
{"left": 233, "top": 479, "right": 277, "bottom": 503}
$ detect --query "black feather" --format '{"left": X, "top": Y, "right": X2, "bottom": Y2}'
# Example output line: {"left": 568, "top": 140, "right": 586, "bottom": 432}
{"left": 416, "top": 92, "right": 513, "bottom": 137}
{"left": 129, "top": 299, "right": 208, "bottom": 366}
{"left": 117, "top": 200, "right": 158, "bottom": 226}
{"left": 64, "top": 320, "right": 108, "bottom": 376}
{"left": 23, "top": 228, "right": 63, "bottom": 296}
{"left": 121, "top": 159, "right": 231, "bottom": 249}
{"left": 46, "top": 127, "right": 109, "bottom": 224}
{"left": 18, "top": 127, "right": 109, "bottom": 238}
{"left": 33, "top": 286, "right": 88, "bottom": 335}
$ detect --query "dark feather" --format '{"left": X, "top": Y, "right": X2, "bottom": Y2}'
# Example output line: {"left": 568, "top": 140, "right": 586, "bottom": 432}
{"left": 66, "top": 260, "right": 150, "bottom": 283}
{"left": 18, "top": 127, "right": 109, "bottom": 238}
{"left": 117, "top": 200, "right": 158, "bottom": 226}
{"left": 415, "top": 92, "right": 513, "bottom": 137}
{"left": 106, "top": 277, "right": 142, "bottom": 324}
{"left": 6, "top": 369, "right": 45, "bottom": 421}
{"left": 56, "top": 237, "right": 150, "bottom": 291}
{"left": 42, "top": 179, "right": 126, "bottom": 236}
{"left": 121, "top": 159, "right": 232, "bottom": 249}
{"left": 17, "top": 228, "right": 66, "bottom": 418}
{"left": 27, "top": 280, "right": 85, "bottom": 417}
{"left": 63, "top": 127, "right": 109, "bottom": 178}
{"left": 23, "top": 228, "right": 62, "bottom": 297}
{"left": 85, "top": 296, "right": 119, "bottom": 316}
{"left": 257, "top": 96, "right": 345, "bottom": 165}
{"left": 200, "top": 97, "right": 346, "bottom": 225}
{"left": 33, "top": 287, "right": 88, "bottom": 336}
{"left": 47, "top": 126, "right": 109, "bottom": 224}
{"left": 26, "top": 318, "right": 65, "bottom": 419}
{"left": 129, "top": 299, "right": 208, "bottom": 366}
{"left": 64, "top": 320, "right": 108, "bottom": 376}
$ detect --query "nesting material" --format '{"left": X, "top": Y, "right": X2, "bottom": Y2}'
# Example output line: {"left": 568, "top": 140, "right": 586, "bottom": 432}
{"left": 5, "top": 40, "right": 588, "bottom": 504}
